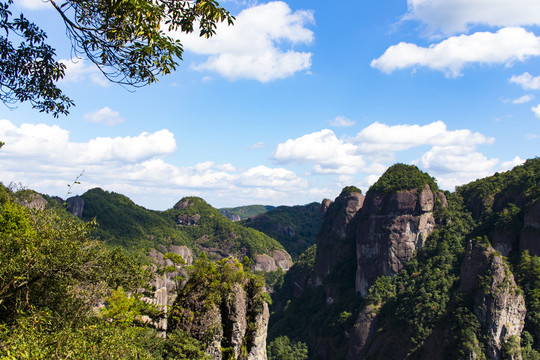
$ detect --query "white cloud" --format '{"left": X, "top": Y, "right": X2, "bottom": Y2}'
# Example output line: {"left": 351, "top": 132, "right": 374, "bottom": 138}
{"left": 403, "top": 0, "right": 540, "bottom": 35}
{"left": 329, "top": 116, "right": 355, "bottom": 127}
{"left": 526, "top": 133, "right": 539, "bottom": 139}
{"left": 239, "top": 165, "right": 307, "bottom": 188}
{"left": 510, "top": 72, "right": 540, "bottom": 90}
{"left": 59, "top": 58, "right": 109, "bottom": 87}
{"left": 532, "top": 104, "right": 540, "bottom": 118}
{"left": 354, "top": 121, "right": 493, "bottom": 153}
{"left": 512, "top": 94, "right": 534, "bottom": 104}
{"left": 0, "top": 120, "right": 175, "bottom": 164}
{"left": 0, "top": 119, "right": 314, "bottom": 209}
{"left": 415, "top": 145, "right": 499, "bottom": 189}
{"left": 174, "top": 1, "right": 314, "bottom": 82}
{"left": 371, "top": 27, "right": 540, "bottom": 77}
{"left": 84, "top": 107, "right": 124, "bottom": 126}
{"left": 499, "top": 156, "right": 525, "bottom": 171}
{"left": 272, "top": 129, "right": 365, "bottom": 174}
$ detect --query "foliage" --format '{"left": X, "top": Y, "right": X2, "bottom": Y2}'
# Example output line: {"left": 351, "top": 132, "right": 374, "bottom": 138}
{"left": 81, "top": 187, "right": 190, "bottom": 250}
{"left": 0, "top": 0, "right": 233, "bottom": 114}
{"left": 267, "top": 336, "right": 308, "bottom": 360}
{"left": 367, "top": 163, "right": 438, "bottom": 195}
{"left": 0, "top": 0, "right": 72, "bottom": 116}
{"left": 0, "top": 195, "right": 188, "bottom": 358}
{"left": 0, "top": 200, "right": 152, "bottom": 324}
{"left": 161, "top": 330, "right": 210, "bottom": 360}
{"left": 240, "top": 202, "right": 321, "bottom": 259}
{"left": 340, "top": 185, "right": 362, "bottom": 195}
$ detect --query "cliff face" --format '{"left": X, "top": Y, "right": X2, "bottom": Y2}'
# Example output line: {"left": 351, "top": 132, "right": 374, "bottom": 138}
{"left": 461, "top": 240, "right": 527, "bottom": 360}
{"left": 168, "top": 258, "right": 269, "bottom": 360}
{"left": 312, "top": 190, "right": 364, "bottom": 303}
{"left": 355, "top": 184, "right": 441, "bottom": 296}
{"left": 147, "top": 245, "right": 193, "bottom": 332}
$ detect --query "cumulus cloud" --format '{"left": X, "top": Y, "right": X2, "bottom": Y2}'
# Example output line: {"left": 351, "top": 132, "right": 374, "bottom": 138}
{"left": 0, "top": 120, "right": 176, "bottom": 164}
{"left": 354, "top": 121, "right": 493, "bottom": 153}
{"left": 511, "top": 94, "right": 534, "bottom": 104}
{"left": 173, "top": 1, "right": 314, "bottom": 82}
{"left": 533, "top": 104, "right": 540, "bottom": 118}
{"left": 371, "top": 27, "right": 540, "bottom": 77}
{"left": 329, "top": 116, "right": 355, "bottom": 127}
{"left": 403, "top": 0, "right": 540, "bottom": 35}
{"left": 84, "top": 107, "right": 124, "bottom": 126}
{"left": 510, "top": 72, "right": 540, "bottom": 90}
{"left": 272, "top": 129, "right": 365, "bottom": 174}
{"left": 415, "top": 145, "right": 499, "bottom": 189}
{"left": 59, "top": 58, "right": 109, "bottom": 87}
{"left": 0, "top": 119, "right": 314, "bottom": 209}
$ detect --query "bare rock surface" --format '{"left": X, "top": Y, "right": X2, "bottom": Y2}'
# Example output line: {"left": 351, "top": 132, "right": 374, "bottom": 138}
{"left": 356, "top": 185, "right": 440, "bottom": 296}
{"left": 461, "top": 240, "right": 527, "bottom": 360}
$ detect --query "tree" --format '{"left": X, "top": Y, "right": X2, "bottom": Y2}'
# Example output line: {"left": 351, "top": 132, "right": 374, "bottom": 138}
{"left": 0, "top": 0, "right": 233, "bottom": 116}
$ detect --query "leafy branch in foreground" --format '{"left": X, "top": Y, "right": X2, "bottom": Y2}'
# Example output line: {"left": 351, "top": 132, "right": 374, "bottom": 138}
{"left": 1, "top": 0, "right": 234, "bottom": 115}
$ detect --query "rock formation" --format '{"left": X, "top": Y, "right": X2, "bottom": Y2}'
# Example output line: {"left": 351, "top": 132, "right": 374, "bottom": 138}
{"left": 147, "top": 246, "right": 193, "bottom": 332}
{"left": 312, "top": 189, "right": 364, "bottom": 302}
{"left": 521, "top": 199, "right": 540, "bottom": 256}
{"left": 17, "top": 192, "right": 47, "bottom": 211}
{"left": 253, "top": 250, "right": 292, "bottom": 272}
{"left": 66, "top": 195, "right": 84, "bottom": 217}
{"left": 460, "top": 240, "right": 526, "bottom": 360}
{"left": 356, "top": 184, "right": 440, "bottom": 296}
{"left": 168, "top": 258, "right": 269, "bottom": 360}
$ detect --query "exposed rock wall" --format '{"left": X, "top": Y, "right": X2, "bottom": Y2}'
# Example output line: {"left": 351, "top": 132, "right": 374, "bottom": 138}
{"left": 66, "top": 196, "right": 84, "bottom": 217}
{"left": 356, "top": 185, "right": 439, "bottom": 296}
{"left": 461, "top": 240, "right": 527, "bottom": 360}
{"left": 253, "top": 250, "right": 292, "bottom": 272}
{"left": 312, "top": 191, "right": 364, "bottom": 302}
{"left": 147, "top": 246, "right": 193, "bottom": 332}
{"left": 521, "top": 199, "right": 540, "bottom": 256}
{"left": 168, "top": 259, "right": 269, "bottom": 360}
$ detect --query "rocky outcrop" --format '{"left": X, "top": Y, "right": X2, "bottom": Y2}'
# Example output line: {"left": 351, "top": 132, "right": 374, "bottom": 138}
{"left": 169, "top": 259, "right": 269, "bottom": 360}
{"left": 313, "top": 190, "right": 364, "bottom": 302}
{"left": 176, "top": 213, "right": 201, "bottom": 225}
{"left": 460, "top": 240, "right": 527, "bottom": 360}
{"left": 17, "top": 192, "right": 47, "bottom": 211}
{"left": 66, "top": 196, "right": 84, "bottom": 217}
{"left": 356, "top": 184, "right": 440, "bottom": 296}
{"left": 253, "top": 250, "right": 292, "bottom": 272}
{"left": 346, "top": 305, "right": 379, "bottom": 360}
{"left": 147, "top": 246, "right": 193, "bottom": 331}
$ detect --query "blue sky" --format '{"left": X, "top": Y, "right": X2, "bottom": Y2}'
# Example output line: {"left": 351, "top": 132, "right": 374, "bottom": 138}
{"left": 1, "top": 0, "right": 539, "bottom": 210}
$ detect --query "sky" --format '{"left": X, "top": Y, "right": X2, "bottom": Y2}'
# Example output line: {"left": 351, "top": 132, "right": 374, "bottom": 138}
{"left": 1, "top": 0, "right": 540, "bottom": 210}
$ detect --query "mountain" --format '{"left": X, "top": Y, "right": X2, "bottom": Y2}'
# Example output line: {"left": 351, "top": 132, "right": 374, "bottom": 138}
{"left": 79, "top": 189, "right": 292, "bottom": 271}
{"left": 241, "top": 202, "right": 322, "bottom": 259}
{"left": 269, "top": 160, "right": 540, "bottom": 360}
{"left": 219, "top": 205, "right": 276, "bottom": 222}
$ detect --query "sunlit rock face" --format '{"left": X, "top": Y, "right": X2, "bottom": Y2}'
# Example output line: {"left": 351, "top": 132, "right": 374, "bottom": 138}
{"left": 460, "top": 240, "right": 526, "bottom": 360}
{"left": 356, "top": 185, "right": 442, "bottom": 296}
